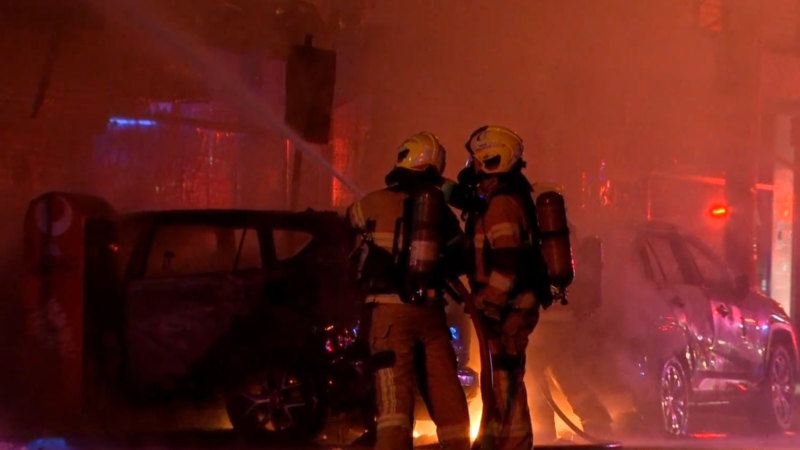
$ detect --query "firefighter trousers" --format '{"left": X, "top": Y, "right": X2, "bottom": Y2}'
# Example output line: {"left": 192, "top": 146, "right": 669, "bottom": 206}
{"left": 475, "top": 311, "right": 538, "bottom": 450}
{"left": 369, "top": 302, "right": 471, "bottom": 450}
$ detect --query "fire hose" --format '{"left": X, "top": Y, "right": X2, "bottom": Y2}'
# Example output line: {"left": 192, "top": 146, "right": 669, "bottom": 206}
{"left": 536, "top": 369, "right": 621, "bottom": 448}
{"left": 443, "top": 279, "right": 498, "bottom": 450}
{"left": 445, "top": 278, "right": 621, "bottom": 449}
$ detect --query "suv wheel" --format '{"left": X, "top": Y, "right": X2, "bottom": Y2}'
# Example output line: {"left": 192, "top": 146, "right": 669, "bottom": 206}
{"left": 752, "top": 343, "right": 795, "bottom": 433}
{"left": 660, "top": 357, "right": 689, "bottom": 437}
{"left": 225, "top": 362, "right": 321, "bottom": 438}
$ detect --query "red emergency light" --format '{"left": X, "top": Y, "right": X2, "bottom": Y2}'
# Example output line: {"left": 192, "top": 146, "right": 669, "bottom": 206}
{"left": 709, "top": 205, "right": 728, "bottom": 218}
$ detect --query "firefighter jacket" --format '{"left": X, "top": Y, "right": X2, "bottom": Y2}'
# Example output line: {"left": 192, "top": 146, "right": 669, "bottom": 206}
{"left": 468, "top": 189, "right": 545, "bottom": 312}
{"left": 347, "top": 183, "right": 465, "bottom": 305}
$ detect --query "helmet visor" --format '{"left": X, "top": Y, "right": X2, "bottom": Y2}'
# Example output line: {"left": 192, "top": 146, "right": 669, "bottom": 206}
{"left": 479, "top": 154, "right": 502, "bottom": 172}
{"left": 397, "top": 148, "right": 410, "bottom": 164}
{"left": 397, "top": 145, "right": 439, "bottom": 171}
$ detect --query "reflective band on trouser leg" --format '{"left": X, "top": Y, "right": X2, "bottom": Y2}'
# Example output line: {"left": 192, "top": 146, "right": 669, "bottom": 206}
{"left": 374, "top": 367, "right": 412, "bottom": 450}
{"left": 375, "top": 414, "right": 414, "bottom": 450}
{"left": 376, "top": 413, "right": 412, "bottom": 431}
{"left": 376, "top": 367, "right": 397, "bottom": 419}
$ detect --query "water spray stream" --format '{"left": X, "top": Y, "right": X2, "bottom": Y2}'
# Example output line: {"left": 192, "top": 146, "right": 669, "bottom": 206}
{"left": 92, "top": 0, "right": 364, "bottom": 199}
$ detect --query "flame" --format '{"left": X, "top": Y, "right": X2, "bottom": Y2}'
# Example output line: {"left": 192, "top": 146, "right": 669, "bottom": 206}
{"left": 541, "top": 370, "right": 584, "bottom": 439}
{"left": 469, "top": 395, "right": 483, "bottom": 441}
{"left": 411, "top": 393, "right": 483, "bottom": 444}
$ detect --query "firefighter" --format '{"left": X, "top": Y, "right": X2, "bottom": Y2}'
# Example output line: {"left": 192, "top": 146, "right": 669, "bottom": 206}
{"left": 346, "top": 131, "right": 471, "bottom": 450}
{"left": 457, "top": 125, "right": 553, "bottom": 450}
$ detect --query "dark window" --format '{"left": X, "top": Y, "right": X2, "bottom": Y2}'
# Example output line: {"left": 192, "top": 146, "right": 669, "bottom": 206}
{"left": 234, "top": 228, "right": 262, "bottom": 271}
{"left": 145, "top": 225, "right": 261, "bottom": 277}
{"left": 639, "top": 241, "right": 661, "bottom": 284}
{"left": 645, "top": 236, "right": 684, "bottom": 284}
{"left": 683, "top": 239, "right": 732, "bottom": 289}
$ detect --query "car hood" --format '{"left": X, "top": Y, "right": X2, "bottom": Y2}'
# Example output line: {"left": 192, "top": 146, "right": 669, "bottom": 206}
{"left": 745, "top": 289, "right": 792, "bottom": 325}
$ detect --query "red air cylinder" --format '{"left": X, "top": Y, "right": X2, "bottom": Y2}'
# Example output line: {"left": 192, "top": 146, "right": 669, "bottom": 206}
{"left": 407, "top": 185, "right": 444, "bottom": 293}
{"left": 535, "top": 191, "right": 574, "bottom": 290}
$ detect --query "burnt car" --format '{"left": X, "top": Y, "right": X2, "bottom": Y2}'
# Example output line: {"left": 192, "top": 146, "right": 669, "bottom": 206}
{"left": 561, "top": 221, "right": 799, "bottom": 437}
{"left": 111, "top": 209, "right": 371, "bottom": 435}
{"left": 19, "top": 192, "right": 477, "bottom": 442}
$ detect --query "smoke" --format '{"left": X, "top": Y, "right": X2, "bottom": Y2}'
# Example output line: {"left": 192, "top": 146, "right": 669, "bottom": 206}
{"left": 351, "top": 1, "right": 702, "bottom": 188}
{"left": 0, "top": 0, "right": 797, "bottom": 447}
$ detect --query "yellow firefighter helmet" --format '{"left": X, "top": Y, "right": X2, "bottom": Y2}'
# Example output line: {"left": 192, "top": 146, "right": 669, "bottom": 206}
{"left": 465, "top": 125, "right": 523, "bottom": 174}
{"left": 395, "top": 131, "right": 446, "bottom": 175}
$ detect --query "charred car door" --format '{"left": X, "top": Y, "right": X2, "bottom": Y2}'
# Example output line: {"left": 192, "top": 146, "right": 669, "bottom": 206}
{"left": 122, "top": 222, "right": 262, "bottom": 391}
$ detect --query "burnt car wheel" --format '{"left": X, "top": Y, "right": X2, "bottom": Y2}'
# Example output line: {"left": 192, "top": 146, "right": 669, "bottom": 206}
{"left": 225, "top": 363, "right": 321, "bottom": 438}
{"left": 752, "top": 343, "right": 795, "bottom": 433}
{"left": 660, "top": 357, "right": 689, "bottom": 437}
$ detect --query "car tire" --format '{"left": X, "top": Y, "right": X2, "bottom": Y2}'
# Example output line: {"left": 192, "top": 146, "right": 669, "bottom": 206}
{"left": 752, "top": 343, "right": 795, "bottom": 433}
{"left": 225, "top": 362, "right": 322, "bottom": 439}
{"left": 660, "top": 357, "right": 690, "bottom": 437}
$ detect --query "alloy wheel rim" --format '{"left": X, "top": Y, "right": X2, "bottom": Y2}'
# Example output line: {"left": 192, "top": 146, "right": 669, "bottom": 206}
{"left": 234, "top": 367, "right": 316, "bottom": 432}
{"left": 661, "top": 360, "right": 688, "bottom": 436}
{"left": 769, "top": 349, "right": 794, "bottom": 429}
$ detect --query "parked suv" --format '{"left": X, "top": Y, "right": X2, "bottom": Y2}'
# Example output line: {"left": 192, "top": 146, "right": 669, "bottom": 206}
{"left": 577, "top": 221, "right": 799, "bottom": 437}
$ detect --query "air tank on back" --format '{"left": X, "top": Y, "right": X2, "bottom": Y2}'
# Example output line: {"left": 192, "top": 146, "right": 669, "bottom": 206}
{"left": 535, "top": 191, "right": 574, "bottom": 292}
{"left": 406, "top": 185, "right": 445, "bottom": 302}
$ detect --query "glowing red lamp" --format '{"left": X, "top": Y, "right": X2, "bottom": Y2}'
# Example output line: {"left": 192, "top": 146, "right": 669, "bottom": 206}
{"left": 709, "top": 205, "right": 728, "bottom": 218}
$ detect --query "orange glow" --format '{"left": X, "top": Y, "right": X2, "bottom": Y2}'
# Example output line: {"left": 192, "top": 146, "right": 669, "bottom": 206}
{"left": 709, "top": 205, "right": 728, "bottom": 218}
{"left": 469, "top": 397, "right": 482, "bottom": 441}
{"left": 691, "top": 432, "right": 727, "bottom": 439}
{"left": 413, "top": 394, "right": 482, "bottom": 445}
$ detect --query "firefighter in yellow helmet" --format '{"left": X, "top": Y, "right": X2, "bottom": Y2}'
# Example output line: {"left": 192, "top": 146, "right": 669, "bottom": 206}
{"left": 347, "top": 131, "right": 471, "bottom": 450}
{"left": 457, "top": 125, "right": 555, "bottom": 450}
